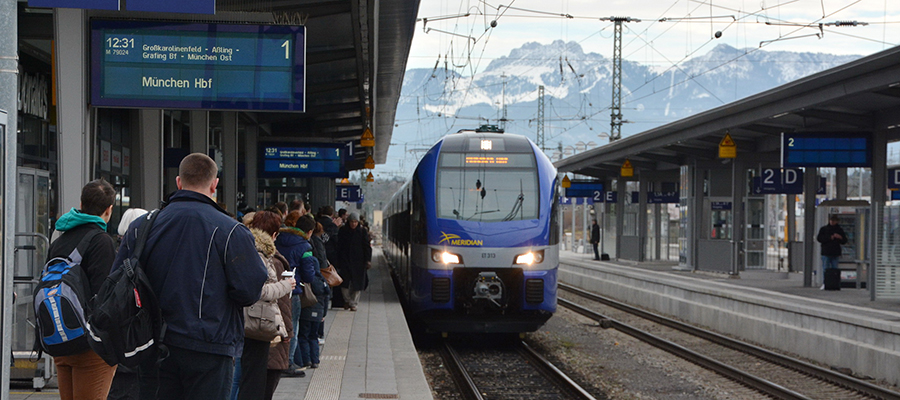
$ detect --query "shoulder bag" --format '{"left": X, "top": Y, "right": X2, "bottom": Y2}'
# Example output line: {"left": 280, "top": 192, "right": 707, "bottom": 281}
{"left": 320, "top": 264, "right": 343, "bottom": 287}
{"left": 244, "top": 257, "right": 288, "bottom": 341}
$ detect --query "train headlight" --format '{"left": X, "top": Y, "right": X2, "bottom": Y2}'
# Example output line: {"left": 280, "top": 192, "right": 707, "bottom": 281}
{"left": 515, "top": 250, "right": 544, "bottom": 265}
{"left": 432, "top": 249, "right": 462, "bottom": 264}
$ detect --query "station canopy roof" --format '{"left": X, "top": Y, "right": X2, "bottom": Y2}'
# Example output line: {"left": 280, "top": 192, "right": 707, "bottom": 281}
{"left": 218, "top": 0, "right": 420, "bottom": 164}
{"left": 555, "top": 45, "right": 900, "bottom": 178}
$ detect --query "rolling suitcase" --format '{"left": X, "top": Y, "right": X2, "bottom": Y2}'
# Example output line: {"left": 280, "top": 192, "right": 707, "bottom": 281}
{"left": 824, "top": 268, "right": 841, "bottom": 291}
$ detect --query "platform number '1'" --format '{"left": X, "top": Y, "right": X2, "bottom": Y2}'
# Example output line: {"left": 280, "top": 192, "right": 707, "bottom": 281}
{"left": 281, "top": 40, "right": 290, "bottom": 59}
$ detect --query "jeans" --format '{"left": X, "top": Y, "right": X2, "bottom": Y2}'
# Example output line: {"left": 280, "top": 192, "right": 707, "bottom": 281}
{"left": 54, "top": 349, "right": 117, "bottom": 400}
{"left": 822, "top": 255, "right": 840, "bottom": 270}
{"left": 230, "top": 358, "right": 241, "bottom": 400}
{"left": 142, "top": 346, "right": 234, "bottom": 400}
{"left": 290, "top": 294, "right": 304, "bottom": 366}
{"left": 298, "top": 319, "right": 322, "bottom": 366}
{"left": 591, "top": 242, "right": 599, "bottom": 260}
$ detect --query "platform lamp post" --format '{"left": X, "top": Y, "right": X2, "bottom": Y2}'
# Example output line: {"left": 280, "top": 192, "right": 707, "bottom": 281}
{"left": 0, "top": 0, "right": 16, "bottom": 395}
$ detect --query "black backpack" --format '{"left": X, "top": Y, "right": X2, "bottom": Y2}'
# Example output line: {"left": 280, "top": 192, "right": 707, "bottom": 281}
{"left": 33, "top": 230, "right": 102, "bottom": 357}
{"left": 87, "top": 209, "right": 167, "bottom": 368}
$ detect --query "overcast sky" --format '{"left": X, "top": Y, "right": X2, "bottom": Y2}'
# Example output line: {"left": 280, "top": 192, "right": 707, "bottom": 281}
{"left": 406, "top": 0, "right": 900, "bottom": 72}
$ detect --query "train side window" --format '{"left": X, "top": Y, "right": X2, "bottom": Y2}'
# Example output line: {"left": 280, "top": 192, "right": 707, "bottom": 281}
{"left": 549, "top": 181, "right": 560, "bottom": 245}
{"left": 411, "top": 177, "right": 427, "bottom": 244}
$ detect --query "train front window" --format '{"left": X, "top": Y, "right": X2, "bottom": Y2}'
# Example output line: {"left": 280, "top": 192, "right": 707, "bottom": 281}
{"left": 437, "top": 152, "right": 539, "bottom": 222}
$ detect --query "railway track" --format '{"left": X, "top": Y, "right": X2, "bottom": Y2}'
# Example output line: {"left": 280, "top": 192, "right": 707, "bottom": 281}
{"left": 559, "top": 283, "right": 900, "bottom": 400}
{"left": 438, "top": 338, "right": 598, "bottom": 400}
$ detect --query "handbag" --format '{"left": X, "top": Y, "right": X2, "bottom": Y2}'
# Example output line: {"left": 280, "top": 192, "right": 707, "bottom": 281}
{"left": 299, "top": 282, "right": 318, "bottom": 308}
{"left": 320, "top": 264, "right": 344, "bottom": 287}
{"left": 244, "top": 299, "right": 287, "bottom": 341}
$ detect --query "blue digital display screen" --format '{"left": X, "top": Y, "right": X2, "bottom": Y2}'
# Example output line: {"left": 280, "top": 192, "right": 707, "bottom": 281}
{"left": 28, "top": 0, "right": 119, "bottom": 10}
{"left": 127, "top": 0, "right": 214, "bottom": 14}
{"left": 259, "top": 143, "right": 345, "bottom": 178}
{"left": 91, "top": 20, "right": 305, "bottom": 111}
{"left": 565, "top": 181, "right": 604, "bottom": 198}
{"left": 782, "top": 132, "right": 872, "bottom": 168}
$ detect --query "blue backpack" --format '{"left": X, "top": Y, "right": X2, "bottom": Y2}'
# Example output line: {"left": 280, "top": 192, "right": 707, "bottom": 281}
{"left": 33, "top": 230, "right": 102, "bottom": 357}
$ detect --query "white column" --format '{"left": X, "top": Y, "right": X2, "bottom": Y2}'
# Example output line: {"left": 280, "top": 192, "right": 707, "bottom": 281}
{"left": 55, "top": 9, "right": 89, "bottom": 211}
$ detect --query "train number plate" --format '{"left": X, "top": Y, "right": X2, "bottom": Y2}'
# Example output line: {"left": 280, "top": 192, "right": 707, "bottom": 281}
{"left": 481, "top": 253, "right": 496, "bottom": 259}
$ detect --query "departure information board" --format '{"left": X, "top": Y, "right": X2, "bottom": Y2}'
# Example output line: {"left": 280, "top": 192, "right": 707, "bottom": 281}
{"left": 782, "top": 132, "right": 872, "bottom": 168}
{"left": 565, "top": 181, "right": 604, "bottom": 199}
{"left": 259, "top": 143, "right": 345, "bottom": 178}
{"left": 91, "top": 20, "right": 305, "bottom": 111}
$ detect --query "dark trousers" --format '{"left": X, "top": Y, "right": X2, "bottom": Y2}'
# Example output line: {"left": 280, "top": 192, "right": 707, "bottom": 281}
{"left": 592, "top": 242, "right": 600, "bottom": 260}
{"left": 263, "top": 370, "right": 281, "bottom": 400}
{"left": 107, "top": 366, "right": 139, "bottom": 400}
{"left": 140, "top": 346, "right": 234, "bottom": 400}
{"left": 237, "top": 339, "right": 269, "bottom": 400}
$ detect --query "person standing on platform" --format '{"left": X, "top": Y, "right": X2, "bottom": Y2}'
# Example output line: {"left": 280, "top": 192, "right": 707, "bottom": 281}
{"left": 590, "top": 219, "right": 601, "bottom": 261}
{"left": 47, "top": 179, "right": 118, "bottom": 400}
{"left": 817, "top": 214, "right": 848, "bottom": 290}
{"left": 317, "top": 206, "right": 343, "bottom": 310}
{"left": 337, "top": 213, "right": 372, "bottom": 311}
{"left": 238, "top": 211, "right": 294, "bottom": 400}
{"left": 114, "top": 153, "right": 267, "bottom": 399}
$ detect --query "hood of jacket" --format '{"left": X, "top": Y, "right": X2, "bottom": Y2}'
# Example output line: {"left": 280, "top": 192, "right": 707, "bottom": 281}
{"left": 250, "top": 228, "right": 276, "bottom": 258}
{"left": 55, "top": 207, "right": 107, "bottom": 232}
{"left": 279, "top": 226, "right": 307, "bottom": 238}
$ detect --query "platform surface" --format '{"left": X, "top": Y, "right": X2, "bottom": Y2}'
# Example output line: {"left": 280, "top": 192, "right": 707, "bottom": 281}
{"left": 10, "top": 249, "right": 434, "bottom": 400}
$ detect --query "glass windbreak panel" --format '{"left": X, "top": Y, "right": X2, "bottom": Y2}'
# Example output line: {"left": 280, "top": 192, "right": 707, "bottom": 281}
{"left": 437, "top": 152, "right": 538, "bottom": 222}
{"left": 746, "top": 198, "right": 765, "bottom": 240}
{"left": 711, "top": 209, "right": 732, "bottom": 240}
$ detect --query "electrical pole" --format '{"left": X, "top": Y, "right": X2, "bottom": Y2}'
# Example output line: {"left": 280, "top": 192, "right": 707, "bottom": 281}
{"left": 600, "top": 16, "right": 640, "bottom": 142}
{"left": 537, "top": 85, "right": 545, "bottom": 150}
{"left": 500, "top": 74, "right": 508, "bottom": 131}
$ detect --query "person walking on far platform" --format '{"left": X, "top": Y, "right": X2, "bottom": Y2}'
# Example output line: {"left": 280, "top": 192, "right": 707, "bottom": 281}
{"left": 590, "top": 219, "right": 601, "bottom": 261}
{"left": 817, "top": 214, "right": 847, "bottom": 290}
{"left": 336, "top": 213, "right": 371, "bottom": 311}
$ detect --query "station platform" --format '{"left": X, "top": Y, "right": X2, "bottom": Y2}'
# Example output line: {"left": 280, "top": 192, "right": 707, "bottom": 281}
{"left": 558, "top": 251, "right": 900, "bottom": 387}
{"left": 10, "top": 249, "right": 434, "bottom": 400}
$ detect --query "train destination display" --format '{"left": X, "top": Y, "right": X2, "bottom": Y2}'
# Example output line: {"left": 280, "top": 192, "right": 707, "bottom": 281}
{"left": 91, "top": 20, "right": 306, "bottom": 110}
{"left": 259, "top": 144, "right": 345, "bottom": 178}
{"left": 782, "top": 132, "right": 872, "bottom": 168}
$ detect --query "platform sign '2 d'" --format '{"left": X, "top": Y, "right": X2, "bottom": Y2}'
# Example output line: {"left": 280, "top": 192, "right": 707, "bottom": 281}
{"left": 91, "top": 20, "right": 305, "bottom": 111}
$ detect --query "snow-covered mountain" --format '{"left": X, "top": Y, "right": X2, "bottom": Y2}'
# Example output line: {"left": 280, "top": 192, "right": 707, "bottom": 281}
{"left": 388, "top": 40, "right": 859, "bottom": 167}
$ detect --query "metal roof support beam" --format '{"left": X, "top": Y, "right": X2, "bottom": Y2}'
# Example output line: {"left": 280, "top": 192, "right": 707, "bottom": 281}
{"left": 307, "top": 79, "right": 358, "bottom": 95}
{"left": 664, "top": 145, "right": 716, "bottom": 160}
{"left": 794, "top": 109, "right": 873, "bottom": 129}
{"left": 307, "top": 47, "right": 357, "bottom": 65}
{"left": 269, "top": 0, "right": 352, "bottom": 17}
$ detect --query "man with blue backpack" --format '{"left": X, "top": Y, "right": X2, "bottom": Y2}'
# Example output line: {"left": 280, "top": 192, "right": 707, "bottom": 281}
{"left": 38, "top": 179, "right": 118, "bottom": 400}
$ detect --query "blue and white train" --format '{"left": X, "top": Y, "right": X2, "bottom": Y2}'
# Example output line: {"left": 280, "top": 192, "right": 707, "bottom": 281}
{"left": 382, "top": 127, "right": 559, "bottom": 333}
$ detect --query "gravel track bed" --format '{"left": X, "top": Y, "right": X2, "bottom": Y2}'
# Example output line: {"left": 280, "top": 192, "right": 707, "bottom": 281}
{"left": 560, "top": 291, "right": 899, "bottom": 399}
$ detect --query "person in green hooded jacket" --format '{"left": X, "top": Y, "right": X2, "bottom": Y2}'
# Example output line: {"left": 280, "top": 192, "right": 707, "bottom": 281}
{"left": 46, "top": 178, "right": 118, "bottom": 400}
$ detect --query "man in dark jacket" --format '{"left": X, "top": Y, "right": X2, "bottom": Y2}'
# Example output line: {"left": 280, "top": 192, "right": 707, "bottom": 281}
{"left": 47, "top": 179, "right": 118, "bottom": 400}
{"left": 590, "top": 219, "right": 601, "bottom": 260}
{"left": 337, "top": 213, "right": 372, "bottom": 311}
{"left": 817, "top": 214, "right": 848, "bottom": 273}
{"left": 114, "top": 153, "right": 267, "bottom": 400}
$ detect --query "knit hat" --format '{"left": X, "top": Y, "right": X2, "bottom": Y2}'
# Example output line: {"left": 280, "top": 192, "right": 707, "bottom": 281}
{"left": 347, "top": 213, "right": 359, "bottom": 222}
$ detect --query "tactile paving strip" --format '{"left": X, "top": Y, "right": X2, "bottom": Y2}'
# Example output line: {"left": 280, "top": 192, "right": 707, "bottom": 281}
{"left": 305, "top": 311, "right": 354, "bottom": 400}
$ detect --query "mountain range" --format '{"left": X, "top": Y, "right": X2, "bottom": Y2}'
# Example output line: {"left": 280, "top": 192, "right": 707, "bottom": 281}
{"left": 385, "top": 40, "right": 860, "bottom": 171}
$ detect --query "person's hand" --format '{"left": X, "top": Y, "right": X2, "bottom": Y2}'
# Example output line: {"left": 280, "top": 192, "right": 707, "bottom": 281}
{"left": 288, "top": 278, "right": 297, "bottom": 289}
{"left": 366, "top": 261, "right": 372, "bottom": 270}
